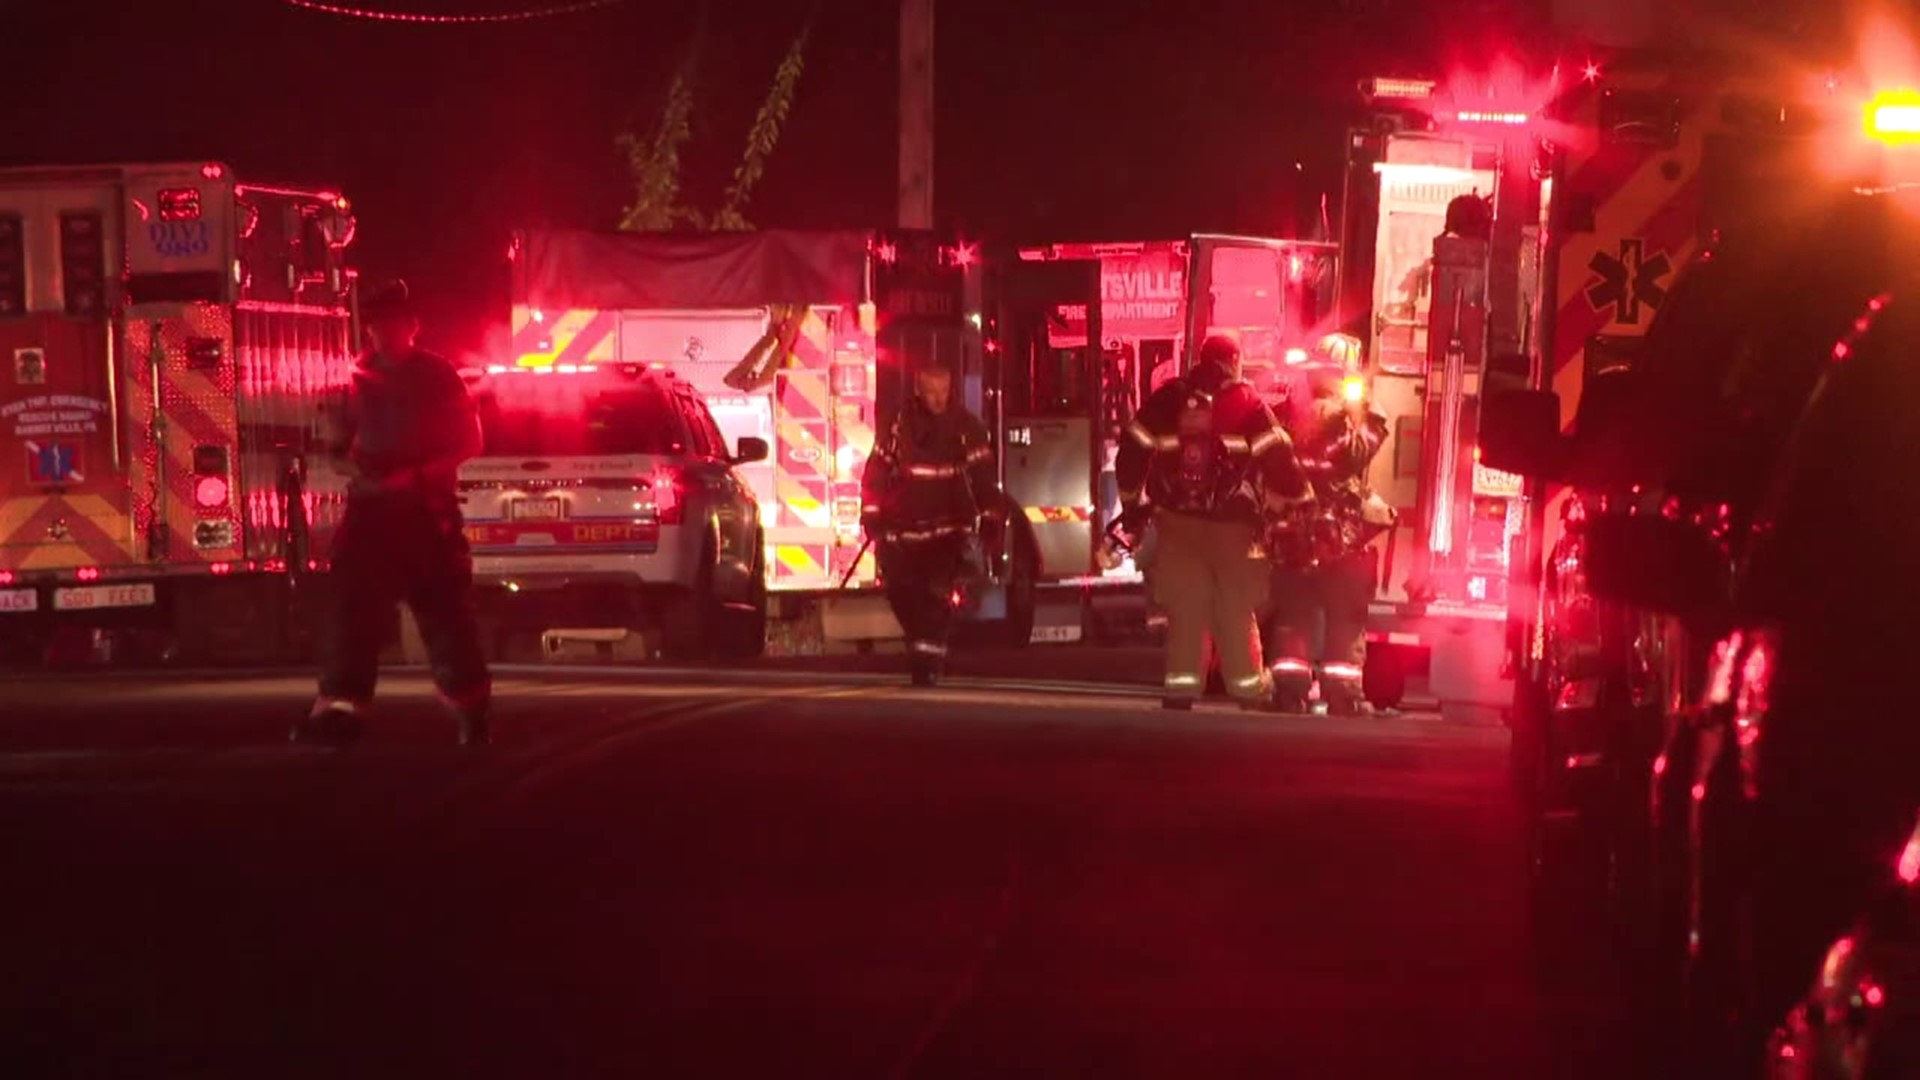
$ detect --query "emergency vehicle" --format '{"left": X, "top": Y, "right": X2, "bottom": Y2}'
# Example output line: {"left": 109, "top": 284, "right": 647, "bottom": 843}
{"left": 1006, "top": 237, "right": 1340, "bottom": 603}
{"left": 1337, "top": 70, "right": 1583, "bottom": 718}
{"left": 0, "top": 163, "right": 357, "bottom": 663}
{"left": 503, "top": 227, "right": 1078, "bottom": 651}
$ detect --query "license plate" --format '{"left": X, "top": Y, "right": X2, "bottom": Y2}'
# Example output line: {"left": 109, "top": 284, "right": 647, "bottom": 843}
{"left": 1030, "top": 624, "right": 1082, "bottom": 644}
{"left": 53, "top": 583, "right": 156, "bottom": 611}
{"left": 0, "top": 588, "right": 36, "bottom": 613}
{"left": 510, "top": 497, "right": 563, "bottom": 522}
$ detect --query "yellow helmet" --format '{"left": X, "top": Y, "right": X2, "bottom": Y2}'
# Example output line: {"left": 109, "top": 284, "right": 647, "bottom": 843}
{"left": 1315, "top": 332, "right": 1363, "bottom": 372}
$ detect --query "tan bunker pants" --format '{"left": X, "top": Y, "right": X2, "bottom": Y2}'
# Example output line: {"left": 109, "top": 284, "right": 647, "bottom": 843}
{"left": 1150, "top": 510, "right": 1273, "bottom": 705}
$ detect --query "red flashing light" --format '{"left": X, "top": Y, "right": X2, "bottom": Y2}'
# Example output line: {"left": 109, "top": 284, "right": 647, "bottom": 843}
{"left": 950, "top": 243, "right": 977, "bottom": 267}
{"left": 210, "top": 562, "right": 232, "bottom": 575}
{"left": 1582, "top": 62, "right": 1601, "bottom": 82}
{"left": 1900, "top": 833, "right": 1920, "bottom": 883}
{"left": 194, "top": 475, "right": 230, "bottom": 509}
{"left": 76, "top": 567, "right": 101, "bottom": 583}
{"left": 201, "top": 162, "right": 225, "bottom": 179}
{"left": 0, "top": 570, "right": 13, "bottom": 585}
{"left": 875, "top": 241, "right": 898, "bottom": 264}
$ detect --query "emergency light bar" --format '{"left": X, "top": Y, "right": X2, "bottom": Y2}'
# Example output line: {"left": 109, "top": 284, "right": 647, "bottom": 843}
{"left": 1364, "top": 77, "right": 1437, "bottom": 101}
{"left": 1372, "top": 163, "right": 1478, "bottom": 184}
{"left": 1449, "top": 110, "right": 1532, "bottom": 126}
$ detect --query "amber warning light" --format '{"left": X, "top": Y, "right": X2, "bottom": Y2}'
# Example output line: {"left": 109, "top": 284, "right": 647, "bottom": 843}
{"left": 1363, "top": 77, "right": 1436, "bottom": 101}
{"left": 1867, "top": 90, "right": 1920, "bottom": 144}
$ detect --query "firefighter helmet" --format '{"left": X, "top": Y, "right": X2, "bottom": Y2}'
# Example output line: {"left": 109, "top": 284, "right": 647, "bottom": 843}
{"left": 1314, "top": 332, "right": 1363, "bottom": 373}
{"left": 361, "top": 278, "right": 415, "bottom": 320}
{"left": 1197, "top": 334, "right": 1242, "bottom": 379}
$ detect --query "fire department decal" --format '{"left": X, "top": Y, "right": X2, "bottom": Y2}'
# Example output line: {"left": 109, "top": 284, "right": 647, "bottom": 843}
{"left": 25, "top": 440, "right": 83, "bottom": 484}
{"left": 1585, "top": 238, "right": 1673, "bottom": 326}
{"left": 13, "top": 347, "right": 45, "bottom": 385}
{"left": 3, "top": 394, "right": 106, "bottom": 439}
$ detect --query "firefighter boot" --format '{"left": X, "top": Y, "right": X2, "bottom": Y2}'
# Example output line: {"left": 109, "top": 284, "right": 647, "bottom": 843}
{"left": 1320, "top": 662, "right": 1368, "bottom": 717}
{"left": 454, "top": 702, "right": 491, "bottom": 748}
{"left": 292, "top": 700, "right": 364, "bottom": 748}
{"left": 1268, "top": 658, "right": 1314, "bottom": 714}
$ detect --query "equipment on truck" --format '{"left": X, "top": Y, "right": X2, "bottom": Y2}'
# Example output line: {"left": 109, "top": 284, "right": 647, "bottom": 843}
{"left": 0, "top": 162, "right": 358, "bottom": 663}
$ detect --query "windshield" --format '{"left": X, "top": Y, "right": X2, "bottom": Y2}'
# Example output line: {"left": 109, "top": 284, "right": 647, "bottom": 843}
{"left": 474, "top": 379, "right": 685, "bottom": 457}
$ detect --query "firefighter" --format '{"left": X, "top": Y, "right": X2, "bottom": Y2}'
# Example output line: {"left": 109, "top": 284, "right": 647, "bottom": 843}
{"left": 293, "top": 280, "right": 493, "bottom": 748}
{"left": 1263, "top": 333, "right": 1393, "bottom": 715}
{"left": 1116, "top": 334, "right": 1303, "bottom": 710}
{"left": 861, "top": 360, "right": 1003, "bottom": 687}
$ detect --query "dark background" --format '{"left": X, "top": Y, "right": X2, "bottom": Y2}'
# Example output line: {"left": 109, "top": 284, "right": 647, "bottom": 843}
{"left": 0, "top": 0, "right": 1854, "bottom": 356}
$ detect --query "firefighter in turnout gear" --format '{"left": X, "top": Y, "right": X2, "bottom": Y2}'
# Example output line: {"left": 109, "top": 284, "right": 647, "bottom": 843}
{"left": 862, "top": 361, "right": 1003, "bottom": 686}
{"left": 295, "top": 280, "right": 493, "bottom": 748}
{"left": 1263, "top": 333, "right": 1392, "bottom": 714}
{"left": 1116, "top": 334, "right": 1304, "bottom": 710}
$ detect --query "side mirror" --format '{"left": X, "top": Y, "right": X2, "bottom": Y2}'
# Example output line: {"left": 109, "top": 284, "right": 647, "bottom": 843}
{"left": 732, "top": 436, "right": 769, "bottom": 465}
{"left": 1478, "top": 388, "right": 1566, "bottom": 480}
{"left": 1582, "top": 512, "right": 1731, "bottom": 618}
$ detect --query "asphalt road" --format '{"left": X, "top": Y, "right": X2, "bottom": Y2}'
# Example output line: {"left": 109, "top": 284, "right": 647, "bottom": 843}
{"left": 0, "top": 668, "right": 1625, "bottom": 1079}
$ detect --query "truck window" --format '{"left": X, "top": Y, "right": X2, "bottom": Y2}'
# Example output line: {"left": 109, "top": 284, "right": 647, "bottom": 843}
{"left": 475, "top": 379, "right": 685, "bottom": 457}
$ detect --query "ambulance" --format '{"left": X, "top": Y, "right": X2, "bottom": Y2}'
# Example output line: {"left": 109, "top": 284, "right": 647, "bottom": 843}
{"left": 0, "top": 163, "right": 357, "bottom": 664}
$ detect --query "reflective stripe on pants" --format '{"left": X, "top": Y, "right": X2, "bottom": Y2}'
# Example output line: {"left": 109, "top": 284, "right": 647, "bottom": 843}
{"left": 1152, "top": 510, "right": 1271, "bottom": 702}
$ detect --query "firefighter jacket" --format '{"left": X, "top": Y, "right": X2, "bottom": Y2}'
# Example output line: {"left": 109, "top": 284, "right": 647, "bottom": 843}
{"left": 1115, "top": 365, "right": 1303, "bottom": 522}
{"left": 334, "top": 347, "right": 483, "bottom": 501}
{"left": 1271, "top": 382, "right": 1392, "bottom": 560}
{"left": 861, "top": 400, "right": 1000, "bottom": 542}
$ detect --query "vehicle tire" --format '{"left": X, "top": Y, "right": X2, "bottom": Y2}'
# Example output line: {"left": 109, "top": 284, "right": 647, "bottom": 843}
{"left": 716, "top": 542, "right": 768, "bottom": 660}
{"left": 1363, "top": 647, "right": 1407, "bottom": 710}
{"left": 658, "top": 534, "right": 719, "bottom": 662}
{"left": 995, "top": 521, "right": 1038, "bottom": 649}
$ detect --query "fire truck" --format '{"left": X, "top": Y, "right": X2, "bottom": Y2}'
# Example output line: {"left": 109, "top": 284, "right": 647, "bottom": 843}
{"left": 0, "top": 163, "right": 358, "bottom": 664}
{"left": 1003, "top": 237, "right": 1340, "bottom": 633}
{"left": 1334, "top": 79, "right": 1549, "bottom": 719}
{"left": 1365, "top": 35, "right": 1906, "bottom": 900}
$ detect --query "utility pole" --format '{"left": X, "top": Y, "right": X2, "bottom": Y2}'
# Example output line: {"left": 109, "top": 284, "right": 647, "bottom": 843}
{"left": 898, "top": 0, "right": 933, "bottom": 229}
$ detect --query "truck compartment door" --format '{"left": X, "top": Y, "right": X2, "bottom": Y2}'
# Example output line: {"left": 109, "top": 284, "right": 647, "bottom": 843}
{"left": 1183, "top": 234, "right": 1341, "bottom": 390}
{"left": 994, "top": 258, "right": 1101, "bottom": 580}
{"left": 0, "top": 185, "right": 139, "bottom": 575}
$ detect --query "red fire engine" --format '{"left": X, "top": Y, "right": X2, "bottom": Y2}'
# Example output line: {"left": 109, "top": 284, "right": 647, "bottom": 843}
{"left": 0, "top": 163, "right": 358, "bottom": 664}
{"left": 1339, "top": 73, "right": 1561, "bottom": 719}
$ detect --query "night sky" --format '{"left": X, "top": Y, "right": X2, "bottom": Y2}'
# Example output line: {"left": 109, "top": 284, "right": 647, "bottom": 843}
{"left": 4, "top": 0, "right": 1555, "bottom": 356}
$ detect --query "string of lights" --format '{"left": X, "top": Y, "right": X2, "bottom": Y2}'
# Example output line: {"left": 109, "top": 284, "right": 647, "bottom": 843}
{"left": 283, "top": 0, "right": 624, "bottom": 24}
